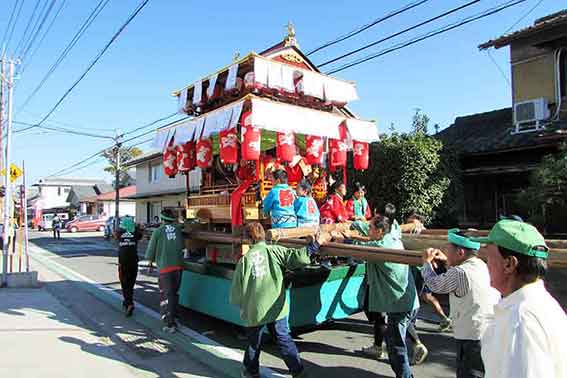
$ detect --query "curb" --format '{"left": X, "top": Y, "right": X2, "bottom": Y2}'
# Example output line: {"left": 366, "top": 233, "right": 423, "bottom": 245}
{"left": 29, "top": 245, "right": 283, "bottom": 378}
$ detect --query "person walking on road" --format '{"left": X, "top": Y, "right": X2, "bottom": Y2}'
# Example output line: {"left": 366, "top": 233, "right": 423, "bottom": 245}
{"left": 145, "top": 209, "right": 185, "bottom": 333}
{"left": 474, "top": 220, "right": 567, "bottom": 378}
{"left": 351, "top": 215, "right": 419, "bottom": 378}
{"left": 422, "top": 229, "right": 500, "bottom": 378}
{"left": 52, "top": 215, "right": 62, "bottom": 240}
{"left": 115, "top": 216, "right": 143, "bottom": 317}
{"left": 230, "top": 222, "right": 328, "bottom": 378}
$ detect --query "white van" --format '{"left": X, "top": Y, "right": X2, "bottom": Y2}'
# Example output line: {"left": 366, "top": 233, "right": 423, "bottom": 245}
{"left": 38, "top": 213, "right": 69, "bottom": 231}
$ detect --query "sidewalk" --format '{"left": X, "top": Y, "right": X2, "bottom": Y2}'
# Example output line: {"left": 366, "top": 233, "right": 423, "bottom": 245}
{"left": 0, "top": 260, "right": 219, "bottom": 378}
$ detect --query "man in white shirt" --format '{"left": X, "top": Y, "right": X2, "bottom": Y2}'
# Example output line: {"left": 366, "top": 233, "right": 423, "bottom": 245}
{"left": 422, "top": 229, "right": 499, "bottom": 378}
{"left": 473, "top": 220, "right": 567, "bottom": 378}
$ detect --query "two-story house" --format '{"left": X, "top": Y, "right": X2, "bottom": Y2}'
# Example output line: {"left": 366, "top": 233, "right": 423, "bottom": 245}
{"left": 438, "top": 10, "right": 567, "bottom": 232}
{"left": 123, "top": 152, "right": 201, "bottom": 224}
{"left": 30, "top": 177, "right": 109, "bottom": 214}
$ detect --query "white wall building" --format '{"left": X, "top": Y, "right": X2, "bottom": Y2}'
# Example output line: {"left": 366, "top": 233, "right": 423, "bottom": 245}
{"left": 124, "top": 153, "right": 200, "bottom": 224}
{"left": 31, "top": 177, "right": 108, "bottom": 212}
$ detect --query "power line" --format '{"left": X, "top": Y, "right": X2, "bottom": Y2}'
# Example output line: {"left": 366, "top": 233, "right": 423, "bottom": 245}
{"left": 122, "top": 112, "right": 179, "bottom": 136}
{"left": 326, "top": 0, "right": 529, "bottom": 75}
{"left": 19, "top": 0, "right": 58, "bottom": 62}
{"left": 504, "top": 0, "right": 544, "bottom": 33}
{"left": 318, "top": 0, "right": 481, "bottom": 68}
{"left": 3, "top": 0, "right": 26, "bottom": 52}
{"left": 486, "top": 50, "right": 511, "bottom": 87}
{"left": 17, "top": 0, "right": 111, "bottom": 112}
{"left": 306, "top": 0, "right": 432, "bottom": 56}
{"left": 12, "top": 120, "right": 114, "bottom": 139}
{"left": 13, "top": 0, "right": 42, "bottom": 57}
{"left": 33, "top": 0, "right": 152, "bottom": 128}
{"left": 47, "top": 156, "right": 106, "bottom": 178}
{"left": 42, "top": 112, "right": 181, "bottom": 178}
{"left": 45, "top": 150, "right": 105, "bottom": 178}
{"left": 19, "top": 0, "right": 66, "bottom": 74}
{"left": 1, "top": 0, "right": 21, "bottom": 50}
{"left": 33, "top": 0, "right": 152, "bottom": 127}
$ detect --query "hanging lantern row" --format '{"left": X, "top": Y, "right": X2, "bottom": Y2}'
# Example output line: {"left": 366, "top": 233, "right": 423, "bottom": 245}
{"left": 162, "top": 113, "right": 370, "bottom": 178}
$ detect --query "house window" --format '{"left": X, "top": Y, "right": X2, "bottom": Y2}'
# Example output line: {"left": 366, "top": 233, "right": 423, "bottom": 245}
{"left": 57, "top": 187, "right": 61, "bottom": 196}
{"left": 149, "top": 162, "right": 162, "bottom": 183}
{"left": 63, "top": 187, "right": 70, "bottom": 194}
{"left": 559, "top": 48, "right": 567, "bottom": 98}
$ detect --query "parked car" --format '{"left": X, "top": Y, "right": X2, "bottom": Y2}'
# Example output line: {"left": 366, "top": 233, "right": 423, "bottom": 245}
{"left": 65, "top": 215, "right": 106, "bottom": 233}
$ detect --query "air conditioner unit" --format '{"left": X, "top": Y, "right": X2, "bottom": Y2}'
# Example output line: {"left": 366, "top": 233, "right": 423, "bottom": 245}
{"left": 513, "top": 98, "right": 550, "bottom": 133}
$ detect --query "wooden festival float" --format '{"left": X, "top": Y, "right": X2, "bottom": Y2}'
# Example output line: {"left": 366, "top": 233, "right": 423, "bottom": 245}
{"left": 153, "top": 28, "right": 567, "bottom": 329}
{"left": 152, "top": 28, "right": 380, "bottom": 328}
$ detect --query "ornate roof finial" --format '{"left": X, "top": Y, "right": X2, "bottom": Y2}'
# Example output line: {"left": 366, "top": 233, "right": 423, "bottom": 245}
{"left": 284, "top": 21, "right": 298, "bottom": 47}
{"left": 233, "top": 51, "right": 240, "bottom": 62}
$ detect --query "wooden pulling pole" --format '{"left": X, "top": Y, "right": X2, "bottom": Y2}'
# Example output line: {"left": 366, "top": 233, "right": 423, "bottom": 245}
{"left": 187, "top": 230, "right": 567, "bottom": 269}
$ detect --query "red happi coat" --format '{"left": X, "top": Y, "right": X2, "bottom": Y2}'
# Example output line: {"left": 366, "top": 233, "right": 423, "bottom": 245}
{"left": 319, "top": 193, "right": 347, "bottom": 224}
{"left": 346, "top": 197, "right": 372, "bottom": 220}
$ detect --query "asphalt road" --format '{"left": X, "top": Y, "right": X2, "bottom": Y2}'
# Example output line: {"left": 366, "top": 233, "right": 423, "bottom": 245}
{"left": 28, "top": 230, "right": 567, "bottom": 377}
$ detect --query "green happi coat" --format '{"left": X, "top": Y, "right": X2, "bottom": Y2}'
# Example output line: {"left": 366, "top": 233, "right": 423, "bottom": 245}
{"left": 353, "top": 220, "right": 419, "bottom": 313}
{"left": 145, "top": 224, "right": 185, "bottom": 270}
{"left": 230, "top": 241, "right": 311, "bottom": 327}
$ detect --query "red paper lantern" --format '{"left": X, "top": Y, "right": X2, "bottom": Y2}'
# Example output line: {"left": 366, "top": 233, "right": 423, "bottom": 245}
{"left": 241, "top": 111, "right": 261, "bottom": 161}
{"left": 177, "top": 141, "right": 196, "bottom": 174}
{"left": 353, "top": 141, "right": 369, "bottom": 170}
{"left": 329, "top": 124, "right": 348, "bottom": 168}
{"left": 219, "top": 127, "right": 238, "bottom": 164}
{"left": 163, "top": 143, "right": 178, "bottom": 178}
{"left": 305, "top": 135, "right": 324, "bottom": 165}
{"left": 196, "top": 139, "right": 213, "bottom": 168}
{"left": 276, "top": 131, "right": 295, "bottom": 163}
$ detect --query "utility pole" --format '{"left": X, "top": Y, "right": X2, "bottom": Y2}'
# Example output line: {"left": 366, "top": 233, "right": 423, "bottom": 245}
{"left": 113, "top": 133, "right": 122, "bottom": 232}
{"left": 0, "top": 56, "right": 5, "bottom": 222}
{"left": 22, "top": 160, "right": 29, "bottom": 272}
{"left": 1, "top": 58, "right": 16, "bottom": 287}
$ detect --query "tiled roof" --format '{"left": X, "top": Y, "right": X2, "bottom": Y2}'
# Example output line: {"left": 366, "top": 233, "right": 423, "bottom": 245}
{"left": 437, "top": 108, "right": 567, "bottom": 155}
{"left": 83, "top": 186, "right": 137, "bottom": 202}
{"left": 479, "top": 9, "right": 567, "bottom": 49}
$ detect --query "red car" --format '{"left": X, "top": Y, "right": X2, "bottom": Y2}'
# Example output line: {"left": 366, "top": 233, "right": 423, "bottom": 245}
{"left": 65, "top": 215, "right": 107, "bottom": 233}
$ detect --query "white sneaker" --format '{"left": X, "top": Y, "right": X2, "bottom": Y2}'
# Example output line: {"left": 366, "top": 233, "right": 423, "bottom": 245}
{"left": 412, "top": 342, "right": 429, "bottom": 365}
{"left": 439, "top": 317, "right": 452, "bottom": 332}
{"left": 359, "top": 344, "right": 385, "bottom": 360}
{"left": 162, "top": 325, "right": 176, "bottom": 334}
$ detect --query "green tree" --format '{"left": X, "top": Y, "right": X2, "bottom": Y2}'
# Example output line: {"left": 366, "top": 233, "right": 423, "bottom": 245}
{"left": 351, "top": 132, "right": 450, "bottom": 224}
{"left": 102, "top": 146, "right": 143, "bottom": 188}
{"left": 412, "top": 109, "right": 430, "bottom": 135}
{"left": 517, "top": 142, "right": 567, "bottom": 229}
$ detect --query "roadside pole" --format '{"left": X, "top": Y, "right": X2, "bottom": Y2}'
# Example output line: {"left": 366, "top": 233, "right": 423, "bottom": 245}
{"left": 1, "top": 58, "right": 15, "bottom": 286}
{"left": 114, "top": 134, "right": 122, "bottom": 232}
{"left": 22, "top": 161, "right": 29, "bottom": 272}
{"left": 0, "top": 54, "right": 4, "bottom": 221}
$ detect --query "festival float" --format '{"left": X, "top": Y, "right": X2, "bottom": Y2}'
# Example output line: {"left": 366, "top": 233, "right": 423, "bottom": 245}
{"left": 153, "top": 26, "right": 567, "bottom": 329}
{"left": 151, "top": 26, "right": 380, "bottom": 328}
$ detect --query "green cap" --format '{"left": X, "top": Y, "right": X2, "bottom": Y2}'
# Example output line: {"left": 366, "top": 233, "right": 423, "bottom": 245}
{"left": 448, "top": 228, "right": 480, "bottom": 251}
{"left": 119, "top": 217, "right": 135, "bottom": 233}
{"left": 472, "top": 220, "right": 548, "bottom": 259}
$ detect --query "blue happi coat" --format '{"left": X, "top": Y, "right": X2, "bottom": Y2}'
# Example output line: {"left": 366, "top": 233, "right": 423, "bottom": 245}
{"left": 262, "top": 184, "right": 297, "bottom": 228}
{"left": 294, "top": 196, "right": 320, "bottom": 227}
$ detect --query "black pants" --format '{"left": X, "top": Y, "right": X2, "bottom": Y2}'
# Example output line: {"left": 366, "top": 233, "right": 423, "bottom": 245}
{"left": 456, "top": 339, "right": 484, "bottom": 378}
{"left": 159, "top": 270, "right": 182, "bottom": 326}
{"left": 372, "top": 312, "right": 421, "bottom": 346}
{"left": 118, "top": 262, "right": 138, "bottom": 306}
{"left": 53, "top": 228, "right": 61, "bottom": 239}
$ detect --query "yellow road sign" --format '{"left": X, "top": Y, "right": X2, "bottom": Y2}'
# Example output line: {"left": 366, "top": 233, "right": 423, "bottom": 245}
{"left": 1, "top": 164, "right": 23, "bottom": 182}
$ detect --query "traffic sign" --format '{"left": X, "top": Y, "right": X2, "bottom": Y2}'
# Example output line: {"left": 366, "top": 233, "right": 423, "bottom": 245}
{"left": 1, "top": 164, "right": 23, "bottom": 182}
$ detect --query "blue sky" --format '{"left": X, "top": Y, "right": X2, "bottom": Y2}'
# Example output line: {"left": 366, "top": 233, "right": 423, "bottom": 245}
{"left": 2, "top": 0, "right": 563, "bottom": 185}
